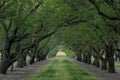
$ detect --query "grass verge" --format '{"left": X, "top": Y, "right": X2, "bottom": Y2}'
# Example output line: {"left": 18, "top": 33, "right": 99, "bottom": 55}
{"left": 27, "top": 57, "right": 97, "bottom": 80}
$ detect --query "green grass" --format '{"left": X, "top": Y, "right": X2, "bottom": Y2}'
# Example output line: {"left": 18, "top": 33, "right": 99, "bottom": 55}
{"left": 115, "top": 62, "right": 120, "bottom": 69}
{"left": 27, "top": 56, "right": 97, "bottom": 80}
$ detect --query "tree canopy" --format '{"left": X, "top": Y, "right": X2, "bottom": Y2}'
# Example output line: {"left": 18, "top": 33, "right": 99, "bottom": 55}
{"left": 0, "top": 0, "right": 120, "bottom": 74}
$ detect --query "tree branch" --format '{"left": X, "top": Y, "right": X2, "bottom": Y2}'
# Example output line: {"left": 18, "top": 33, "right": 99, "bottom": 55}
{"left": 0, "top": 0, "right": 16, "bottom": 14}
{"left": 14, "top": 33, "right": 29, "bottom": 42}
{"left": 89, "top": 0, "right": 120, "bottom": 21}
{"left": 0, "top": 1, "right": 6, "bottom": 10}
{"left": 30, "top": 2, "right": 42, "bottom": 14}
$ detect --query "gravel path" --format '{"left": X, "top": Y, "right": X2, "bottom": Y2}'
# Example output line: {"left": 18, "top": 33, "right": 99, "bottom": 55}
{"left": 1, "top": 57, "right": 120, "bottom": 80}
{"left": 70, "top": 58, "right": 120, "bottom": 80}
{"left": 0, "top": 59, "right": 51, "bottom": 80}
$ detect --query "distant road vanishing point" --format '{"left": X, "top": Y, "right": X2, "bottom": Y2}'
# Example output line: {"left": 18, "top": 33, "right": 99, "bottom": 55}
{"left": 56, "top": 51, "right": 67, "bottom": 56}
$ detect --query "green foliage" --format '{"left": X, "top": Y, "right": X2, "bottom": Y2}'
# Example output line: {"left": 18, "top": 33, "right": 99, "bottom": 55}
{"left": 62, "top": 47, "right": 76, "bottom": 57}
{"left": 47, "top": 47, "right": 58, "bottom": 57}
{"left": 0, "top": 0, "right": 120, "bottom": 58}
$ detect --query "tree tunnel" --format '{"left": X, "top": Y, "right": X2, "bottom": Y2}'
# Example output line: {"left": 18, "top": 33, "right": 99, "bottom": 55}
{"left": 0, "top": 0, "right": 120, "bottom": 75}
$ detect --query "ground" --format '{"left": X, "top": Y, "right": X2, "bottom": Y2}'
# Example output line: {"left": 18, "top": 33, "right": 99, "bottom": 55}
{"left": 27, "top": 57, "right": 96, "bottom": 80}
{"left": 0, "top": 59, "right": 51, "bottom": 80}
{"left": 0, "top": 56, "right": 120, "bottom": 80}
{"left": 71, "top": 58, "right": 120, "bottom": 80}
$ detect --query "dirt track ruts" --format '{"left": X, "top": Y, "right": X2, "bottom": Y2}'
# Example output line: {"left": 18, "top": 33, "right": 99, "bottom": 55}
{"left": 0, "top": 59, "right": 51, "bottom": 80}
{"left": 70, "top": 58, "right": 120, "bottom": 80}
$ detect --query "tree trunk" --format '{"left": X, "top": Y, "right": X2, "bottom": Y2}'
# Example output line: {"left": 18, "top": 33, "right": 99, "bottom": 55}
{"left": 29, "top": 47, "right": 37, "bottom": 64}
{"left": 16, "top": 56, "right": 26, "bottom": 68}
{"left": 108, "top": 55, "right": 115, "bottom": 73}
{"left": 101, "top": 59, "right": 107, "bottom": 70}
{"left": 86, "top": 52, "right": 91, "bottom": 64}
{"left": 16, "top": 57, "right": 24, "bottom": 68}
{"left": 41, "top": 57, "right": 46, "bottom": 61}
{"left": 10, "top": 64, "right": 14, "bottom": 71}
{"left": 114, "top": 51, "right": 119, "bottom": 61}
{"left": 22, "top": 52, "right": 27, "bottom": 66}
{"left": 93, "top": 55, "right": 100, "bottom": 67}
{"left": 40, "top": 54, "right": 46, "bottom": 61}
{"left": 23, "top": 55, "right": 27, "bottom": 66}
{"left": 36, "top": 54, "right": 41, "bottom": 62}
{"left": 83, "top": 54, "right": 87, "bottom": 63}
{"left": 29, "top": 52, "right": 36, "bottom": 65}
{"left": 77, "top": 53, "right": 82, "bottom": 61}
{"left": 118, "top": 52, "right": 120, "bottom": 61}
{"left": 106, "top": 43, "right": 116, "bottom": 73}
{"left": 0, "top": 58, "right": 12, "bottom": 74}
{"left": 16, "top": 44, "right": 27, "bottom": 68}
{"left": 0, "top": 38, "right": 11, "bottom": 74}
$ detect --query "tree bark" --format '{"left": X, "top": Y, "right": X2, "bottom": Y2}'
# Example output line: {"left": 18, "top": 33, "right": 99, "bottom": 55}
{"left": 29, "top": 49, "right": 36, "bottom": 65}
{"left": 16, "top": 57, "right": 24, "bottom": 68}
{"left": 77, "top": 53, "right": 82, "bottom": 61}
{"left": 108, "top": 55, "right": 115, "bottom": 73}
{"left": 23, "top": 54, "right": 27, "bottom": 66}
{"left": 16, "top": 52, "right": 27, "bottom": 68}
{"left": 101, "top": 59, "right": 107, "bottom": 70}
{"left": 0, "top": 58, "right": 12, "bottom": 74}
{"left": 106, "top": 43, "right": 116, "bottom": 73}
{"left": 29, "top": 47, "right": 37, "bottom": 65}
{"left": 83, "top": 53, "right": 87, "bottom": 63}
{"left": 118, "top": 53, "right": 120, "bottom": 61}
{"left": 86, "top": 52, "right": 91, "bottom": 64}
{"left": 10, "top": 64, "right": 14, "bottom": 71}
{"left": 36, "top": 54, "right": 41, "bottom": 62}
{"left": 29, "top": 54, "right": 35, "bottom": 65}
{"left": 93, "top": 55, "right": 100, "bottom": 67}
{"left": 0, "top": 36, "right": 12, "bottom": 74}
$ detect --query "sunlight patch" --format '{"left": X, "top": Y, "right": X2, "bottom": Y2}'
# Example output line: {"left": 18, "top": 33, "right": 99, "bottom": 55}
{"left": 56, "top": 51, "right": 67, "bottom": 56}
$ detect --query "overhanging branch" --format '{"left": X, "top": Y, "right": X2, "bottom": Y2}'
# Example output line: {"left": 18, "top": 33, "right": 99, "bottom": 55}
{"left": 89, "top": 0, "right": 120, "bottom": 21}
